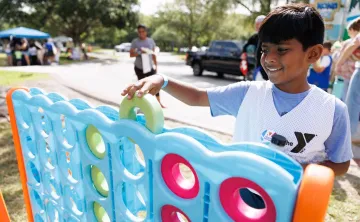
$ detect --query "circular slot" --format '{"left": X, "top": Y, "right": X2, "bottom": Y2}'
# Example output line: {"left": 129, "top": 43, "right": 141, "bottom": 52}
{"left": 161, "top": 154, "right": 199, "bottom": 199}
{"left": 90, "top": 165, "right": 109, "bottom": 197}
{"left": 86, "top": 125, "right": 106, "bottom": 159}
{"left": 219, "top": 177, "right": 276, "bottom": 221}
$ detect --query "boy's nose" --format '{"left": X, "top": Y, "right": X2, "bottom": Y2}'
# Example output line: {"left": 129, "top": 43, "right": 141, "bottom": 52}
{"left": 264, "top": 52, "right": 278, "bottom": 64}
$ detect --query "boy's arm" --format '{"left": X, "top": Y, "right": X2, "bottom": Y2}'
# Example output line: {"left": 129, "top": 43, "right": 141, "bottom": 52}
{"left": 122, "top": 74, "right": 209, "bottom": 107}
{"left": 302, "top": 160, "right": 350, "bottom": 176}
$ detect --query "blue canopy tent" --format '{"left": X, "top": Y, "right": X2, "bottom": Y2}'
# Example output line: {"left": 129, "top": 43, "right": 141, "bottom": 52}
{"left": 0, "top": 27, "right": 50, "bottom": 39}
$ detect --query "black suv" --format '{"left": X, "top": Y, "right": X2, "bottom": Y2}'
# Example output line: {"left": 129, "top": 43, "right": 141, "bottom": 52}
{"left": 185, "top": 40, "right": 256, "bottom": 79}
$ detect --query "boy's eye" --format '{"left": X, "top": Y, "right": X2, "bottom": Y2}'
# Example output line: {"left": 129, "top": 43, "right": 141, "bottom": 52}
{"left": 261, "top": 49, "right": 269, "bottom": 54}
{"left": 278, "top": 48, "right": 288, "bottom": 53}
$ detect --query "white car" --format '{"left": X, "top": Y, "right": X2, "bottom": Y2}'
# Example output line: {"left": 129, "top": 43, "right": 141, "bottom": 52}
{"left": 115, "top": 43, "right": 131, "bottom": 52}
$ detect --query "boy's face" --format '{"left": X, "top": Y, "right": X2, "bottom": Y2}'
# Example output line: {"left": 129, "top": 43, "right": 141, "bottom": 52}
{"left": 260, "top": 39, "right": 322, "bottom": 88}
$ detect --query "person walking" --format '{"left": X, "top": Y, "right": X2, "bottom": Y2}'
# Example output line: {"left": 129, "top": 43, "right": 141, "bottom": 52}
{"left": 130, "top": 24, "right": 164, "bottom": 108}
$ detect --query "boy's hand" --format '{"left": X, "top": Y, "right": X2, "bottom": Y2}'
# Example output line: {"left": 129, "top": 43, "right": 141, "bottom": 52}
{"left": 121, "top": 74, "right": 164, "bottom": 99}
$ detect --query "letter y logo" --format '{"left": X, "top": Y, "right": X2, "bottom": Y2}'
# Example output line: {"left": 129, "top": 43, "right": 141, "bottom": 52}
{"left": 290, "top": 132, "right": 316, "bottom": 153}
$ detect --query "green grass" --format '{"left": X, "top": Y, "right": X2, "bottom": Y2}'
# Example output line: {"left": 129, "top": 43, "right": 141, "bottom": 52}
{"left": 0, "top": 123, "right": 27, "bottom": 222}
{"left": 0, "top": 53, "right": 96, "bottom": 66}
{"left": 0, "top": 120, "right": 359, "bottom": 221}
{"left": 0, "top": 70, "right": 48, "bottom": 86}
{"left": 326, "top": 189, "right": 360, "bottom": 221}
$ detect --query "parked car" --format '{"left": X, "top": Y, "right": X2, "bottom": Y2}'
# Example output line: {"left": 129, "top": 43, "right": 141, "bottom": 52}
{"left": 115, "top": 42, "right": 131, "bottom": 52}
{"left": 200, "top": 46, "right": 208, "bottom": 52}
{"left": 186, "top": 40, "right": 256, "bottom": 79}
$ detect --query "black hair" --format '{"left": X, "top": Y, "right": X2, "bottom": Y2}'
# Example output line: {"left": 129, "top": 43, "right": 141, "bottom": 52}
{"left": 137, "top": 24, "right": 147, "bottom": 31}
{"left": 258, "top": 3, "right": 324, "bottom": 51}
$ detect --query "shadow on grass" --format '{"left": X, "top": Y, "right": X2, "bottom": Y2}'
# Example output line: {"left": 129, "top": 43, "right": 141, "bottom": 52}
{"left": 338, "top": 172, "right": 360, "bottom": 196}
{"left": 332, "top": 179, "right": 347, "bottom": 202}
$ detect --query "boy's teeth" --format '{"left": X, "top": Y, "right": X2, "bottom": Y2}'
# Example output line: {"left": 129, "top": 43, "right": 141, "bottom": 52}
{"left": 269, "top": 68, "right": 281, "bottom": 71}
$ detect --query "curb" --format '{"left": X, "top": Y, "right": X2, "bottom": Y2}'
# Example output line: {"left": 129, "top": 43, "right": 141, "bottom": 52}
{"left": 63, "top": 84, "right": 233, "bottom": 137}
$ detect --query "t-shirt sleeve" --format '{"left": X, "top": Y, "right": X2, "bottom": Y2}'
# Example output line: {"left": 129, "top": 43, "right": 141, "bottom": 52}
{"left": 206, "top": 81, "right": 251, "bottom": 117}
{"left": 324, "top": 99, "right": 353, "bottom": 163}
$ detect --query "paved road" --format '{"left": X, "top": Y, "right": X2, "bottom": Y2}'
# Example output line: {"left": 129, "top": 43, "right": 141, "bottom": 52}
{"left": 1, "top": 51, "right": 241, "bottom": 135}
{"left": 2, "top": 51, "right": 360, "bottom": 157}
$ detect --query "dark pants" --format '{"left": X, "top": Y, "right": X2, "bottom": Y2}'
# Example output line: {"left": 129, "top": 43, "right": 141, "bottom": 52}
{"left": 134, "top": 66, "right": 159, "bottom": 96}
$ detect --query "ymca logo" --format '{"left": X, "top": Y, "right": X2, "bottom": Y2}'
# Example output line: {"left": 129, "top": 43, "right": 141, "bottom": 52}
{"left": 261, "top": 130, "right": 276, "bottom": 143}
{"left": 261, "top": 130, "right": 316, "bottom": 152}
{"left": 290, "top": 132, "right": 316, "bottom": 153}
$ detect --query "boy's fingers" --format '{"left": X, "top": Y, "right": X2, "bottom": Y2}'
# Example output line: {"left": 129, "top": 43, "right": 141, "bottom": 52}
{"left": 121, "top": 84, "right": 132, "bottom": 96}
{"left": 127, "top": 81, "right": 144, "bottom": 99}
{"left": 137, "top": 82, "right": 153, "bottom": 97}
{"left": 121, "top": 84, "right": 135, "bottom": 96}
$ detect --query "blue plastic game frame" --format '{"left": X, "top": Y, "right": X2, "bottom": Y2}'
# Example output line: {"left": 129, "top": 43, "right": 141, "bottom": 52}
{"left": 8, "top": 87, "right": 305, "bottom": 222}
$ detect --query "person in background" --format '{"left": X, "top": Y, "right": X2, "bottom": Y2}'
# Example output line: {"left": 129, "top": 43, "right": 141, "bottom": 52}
{"left": 81, "top": 43, "right": 88, "bottom": 60}
{"left": 130, "top": 24, "right": 164, "bottom": 108}
{"left": 28, "top": 40, "right": 38, "bottom": 65}
{"left": 338, "top": 32, "right": 360, "bottom": 145}
{"left": 334, "top": 17, "right": 360, "bottom": 101}
{"left": 35, "top": 41, "right": 45, "bottom": 65}
{"left": 54, "top": 43, "right": 60, "bottom": 64}
{"left": 65, "top": 47, "right": 73, "bottom": 60}
{"left": 307, "top": 41, "right": 333, "bottom": 91}
{"left": 14, "top": 44, "right": 22, "bottom": 66}
{"left": 44, "top": 39, "right": 56, "bottom": 64}
{"left": 242, "top": 15, "right": 268, "bottom": 80}
{"left": 20, "top": 38, "right": 30, "bottom": 65}
{"left": 4, "top": 39, "right": 13, "bottom": 66}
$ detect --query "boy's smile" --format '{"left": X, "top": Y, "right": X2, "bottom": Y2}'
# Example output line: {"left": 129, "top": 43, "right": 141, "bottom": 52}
{"left": 260, "top": 39, "right": 321, "bottom": 93}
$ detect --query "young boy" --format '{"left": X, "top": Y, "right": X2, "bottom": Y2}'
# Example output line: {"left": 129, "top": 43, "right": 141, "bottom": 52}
{"left": 122, "top": 4, "right": 352, "bottom": 176}
{"left": 307, "top": 41, "right": 333, "bottom": 91}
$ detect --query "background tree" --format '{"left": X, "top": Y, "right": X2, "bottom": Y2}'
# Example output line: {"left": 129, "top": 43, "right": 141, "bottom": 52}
{"left": 0, "top": 0, "right": 139, "bottom": 45}
{"left": 155, "top": 0, "right": 231, "bottom": 48}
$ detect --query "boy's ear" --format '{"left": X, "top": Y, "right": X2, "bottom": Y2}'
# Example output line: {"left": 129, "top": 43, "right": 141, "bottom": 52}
{"left": 307, "top": 44, "right": 323, "bottom": 63}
